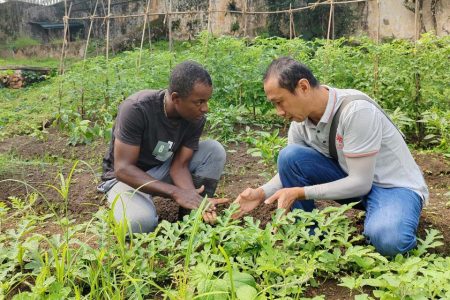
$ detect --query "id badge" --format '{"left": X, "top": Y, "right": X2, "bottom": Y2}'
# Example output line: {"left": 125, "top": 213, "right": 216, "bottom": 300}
{"left": 152, "top": 141, "right": 174, "bottom": 161}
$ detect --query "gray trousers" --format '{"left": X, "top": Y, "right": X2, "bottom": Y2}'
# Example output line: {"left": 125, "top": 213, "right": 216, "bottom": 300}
{"left": 106, "top": 140, "right": 226, "bottom": 233}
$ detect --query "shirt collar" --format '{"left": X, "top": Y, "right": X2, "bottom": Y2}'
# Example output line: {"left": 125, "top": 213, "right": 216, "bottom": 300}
{"left": 318, "top": 86, "right": 337, "bottom": 124}
{"left": 302, "top": 86, "right": 336, "bottom": 128}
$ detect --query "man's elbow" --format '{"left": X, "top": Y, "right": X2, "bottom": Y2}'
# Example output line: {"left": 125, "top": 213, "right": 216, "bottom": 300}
{"left": 354, "top": 180, "right": 372, "bottom": 197}
{"left": 114, "top": 165, "right": 129, "bottom": 181}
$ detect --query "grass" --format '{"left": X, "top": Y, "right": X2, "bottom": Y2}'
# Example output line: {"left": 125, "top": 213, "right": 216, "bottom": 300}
{"left": 0, "top": 85, "right": 57, "bottom": 138}
{"left": 0, "top": 37, "right": 40, "bottom": 51}
{"left": 0, "top": 57, "right": 79, "bottom": 69}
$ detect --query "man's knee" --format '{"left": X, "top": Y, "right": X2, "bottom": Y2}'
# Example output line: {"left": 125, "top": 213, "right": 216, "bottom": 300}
{"left": 200, "top": 139, "right": 226, "bottom": 164}
{"left": 194, "top": 140, "right": 226, "bottom": 180}
{"left": 110, "top": 192, "right": 159, "bottom": 233}
{"left": 278, "top": 144, "right": 310, "bottom": 170}
{"left": 127, "top": 214, "right": 159, "bottom": 233}
{"left": 364, "top": 221, "right": 417, "bottom": 256}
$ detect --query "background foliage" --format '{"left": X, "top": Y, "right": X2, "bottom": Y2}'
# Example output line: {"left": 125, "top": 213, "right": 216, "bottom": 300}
{"left": 0, "top": 33, "right": 448, "bottom": 151}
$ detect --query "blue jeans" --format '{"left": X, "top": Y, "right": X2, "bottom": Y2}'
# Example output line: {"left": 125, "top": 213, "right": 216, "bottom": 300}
{"left": 277, "top": 144, "right": 423, "bottom": 257}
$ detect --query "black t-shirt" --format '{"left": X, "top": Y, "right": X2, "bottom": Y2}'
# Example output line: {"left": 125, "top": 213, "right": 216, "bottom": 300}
{"left": 102, "top": 89, "right": 205, "bottom": 181}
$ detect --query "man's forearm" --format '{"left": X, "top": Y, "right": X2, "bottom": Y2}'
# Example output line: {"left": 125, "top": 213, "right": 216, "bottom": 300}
{"left": 170, "top": 166, "right": 195, "bottom": 190}
{"left": 261, "top": 173, "right": 282, "bottom": 199}
{"left": 115, "top": 165, "right": 178, "bottom": 198}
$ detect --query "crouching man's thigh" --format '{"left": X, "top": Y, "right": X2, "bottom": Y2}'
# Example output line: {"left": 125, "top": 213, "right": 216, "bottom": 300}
{"left": 107, "top": 181, "right": 159, "bottom": 233}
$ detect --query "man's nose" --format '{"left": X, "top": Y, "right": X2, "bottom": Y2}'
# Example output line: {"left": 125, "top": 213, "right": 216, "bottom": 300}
{"left": 201, "top": 103, "right": 208, "bottom": 113}
{"left": 275, "top": 106, "right": 285, "bottom": 117}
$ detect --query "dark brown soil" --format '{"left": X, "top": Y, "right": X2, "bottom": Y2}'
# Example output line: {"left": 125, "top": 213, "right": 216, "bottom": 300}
{"left": 1, "top": 130, "right": 449, "bottom": 299}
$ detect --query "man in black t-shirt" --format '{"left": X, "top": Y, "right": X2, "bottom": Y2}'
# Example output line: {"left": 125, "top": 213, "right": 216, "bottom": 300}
{"left": 99, "top": 61, "right": 226, "bottom": 233}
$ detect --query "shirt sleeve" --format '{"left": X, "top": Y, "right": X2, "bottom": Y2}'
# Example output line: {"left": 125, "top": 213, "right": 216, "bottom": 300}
{"left": 288, "top": 122, "right": 307, "bottom": 146}
{"left": 304, "top": 154, "right": 376, "bottom": 200}
{"left": 182, "top": 118, "right": 206, "bottom": 150}
{"left": 114, "top": 100, "right": 145, "bottom": 145}
{"left": 261, "top": 173, "right": 282, "bottom": 199}
{"left": 341, "top": 101, "right": 382, "bottom": 158}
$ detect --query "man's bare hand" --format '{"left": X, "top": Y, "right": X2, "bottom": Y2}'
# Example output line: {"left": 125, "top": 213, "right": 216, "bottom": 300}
{"left": 264, "top": 187, "right": 304, "bottom": 214}
{"left": 172, "top": 185, "right": 205, "bottom": 209}
{"left": 203, "top": 198, "right": 230, "bottom": 224}
{"left": 232, "top": 188, "right": 265, "bottom": 219}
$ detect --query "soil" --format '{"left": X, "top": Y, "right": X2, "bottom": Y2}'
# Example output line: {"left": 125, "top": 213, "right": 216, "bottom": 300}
{"left": 1, "top": 129, "right": 449, "bottom": 299}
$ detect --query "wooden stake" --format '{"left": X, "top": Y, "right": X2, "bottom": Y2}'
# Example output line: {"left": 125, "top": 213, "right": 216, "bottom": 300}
{"left": 243, "top": 0, "right": 248, "bottom": 37}
{"left": 83, "top": 0, "right": 99, "bottom": 61}
{"left": 81, "top": 0, "right": 99, "bottom": 119}
{"left": 373, "top": 0, "right": 380, "bottom": 98}
{"left": 414, "top": 0, "right": 420, "bottom": 41}
{"left": 332, "top": 1, "right": 335, "bottom": 39}
{"left": 168, "top": 0, "right": 173, "bottom": 52}
{"left": 414, "top": 0, "right": 423, "bottom": 143}
{"left": 289, "top": 3, "right": 293, "bottom": 39}
{"left": 105, "top": 0, "right": 111, "bottom": 61}
{"left": 207, "top": 0, "right": 212, "bottom": 34}
{"left": 59, "top": 0, "right": 68, "bottom": 75}
{"left": 59, "top": 1, "right": 72, "bottom": 75}
{"left": 138, "top": 0, "right": 152, "bottom": 67}
{"left": 148, "top": 16, "right": 152, "bottom": 51}
{"left": 327, "top": 0, "right": 334, "bottom": 40}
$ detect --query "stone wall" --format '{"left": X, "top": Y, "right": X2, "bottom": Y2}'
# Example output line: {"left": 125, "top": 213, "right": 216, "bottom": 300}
{"left": 66, "top": 0, "right": 268, "bottom": 42}
{"left": 0, "top": 0, "right": 448, "bottom": 59}
{"left": 0, "top": 1, "right": 38, "bottom": 42}
{"left": 367, "top": 0, "right": 449, "bottom": 39}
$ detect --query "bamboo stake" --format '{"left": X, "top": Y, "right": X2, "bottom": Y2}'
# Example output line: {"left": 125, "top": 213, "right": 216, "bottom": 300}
{"left": 289, "top": 3, "right": 293, "bottom": 39}
{"left": 414, "top": 0, "right": 423, "bottom": 143}
{"left": 414, "top": 0, "right": 420, "bottom": 41}
{"left": 204, "top": 0, "right": 212, "bottom": 59}
{"left": 243, "top": 0, "right": 248, "bottom": 37}
{"left": 105, "top": 0, "right": 111, "bottom": 61}
{"left": 207, "top": 0, "right": 212, "bottom": 35}
{"left": 148, "top": 16, "right": 152, "bottom": 51}
{"left": 81, "top": 0, "right": 99, "bottom": 119}
{"left": 59, "top": 0, "right": 68, "bottom": 75}
{"left": 168, "top": 0, "right": 173, "bottom": 52}
{"left": 57, "top": 0, "right": 69, "bottom": 123}
{"left": 327, "top": 0, "right": 334, "bottom": 40}
{"left": 83, "top": 0, "right": 99, "bottom": 61}
{"left": 297, "top": 5, "right": 301, "bottom": 38}
{"left": 373, "top": 0, "right": 380, "bottom": 98}
{"left": 59, "top": 1, "right": 72, "bottom": 75}
{"left": 138, "top": 0, "right": 151, "bottom": 68}
{"left": 289, "top": 3, "right": 292, "bottom": 39}
{"left": 332, "top": 0, "right": 335, "bottom": 39}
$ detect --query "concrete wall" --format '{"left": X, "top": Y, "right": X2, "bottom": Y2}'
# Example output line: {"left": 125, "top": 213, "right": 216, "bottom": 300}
{"left": 0, "top": 1, "right": 39, "bottom": 42}
{"left": 0, "top": 0, "right": 448, "bottom": 57}
{"left": 67, "top": 0, "right": 267, "bottom": 41}
{"left": 367, "top": 0, "right": 449, "bottom": 39}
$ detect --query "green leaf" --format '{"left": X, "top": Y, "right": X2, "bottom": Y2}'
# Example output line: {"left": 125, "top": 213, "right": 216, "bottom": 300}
{"left": 224, "top": 272, "right": 256, "bottom": 289}
{"left": 339, "top": 277, "right": 356, "bottom": 290}
{"left": 236, "top": 285, "right": 258, "bottom": 300}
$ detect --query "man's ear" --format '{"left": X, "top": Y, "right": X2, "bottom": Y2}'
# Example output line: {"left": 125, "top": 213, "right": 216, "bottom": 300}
{"left": 296, "top": 78, "right": 311, "bottom": 93}
{"left": 171, "top": 92, "right": 181, "bottom": 104}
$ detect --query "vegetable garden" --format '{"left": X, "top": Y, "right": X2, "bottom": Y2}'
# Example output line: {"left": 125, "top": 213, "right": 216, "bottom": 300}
{"left": 0, "top": 33, "right": 449, "bottom": 299}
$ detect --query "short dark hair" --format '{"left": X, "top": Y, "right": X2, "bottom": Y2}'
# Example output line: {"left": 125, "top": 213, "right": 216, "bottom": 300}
{"left": 263, "top": 57, "right": 319, "bottom": 93}
{"left": 169, "top": 61, "right": 212, "bottom": 98}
